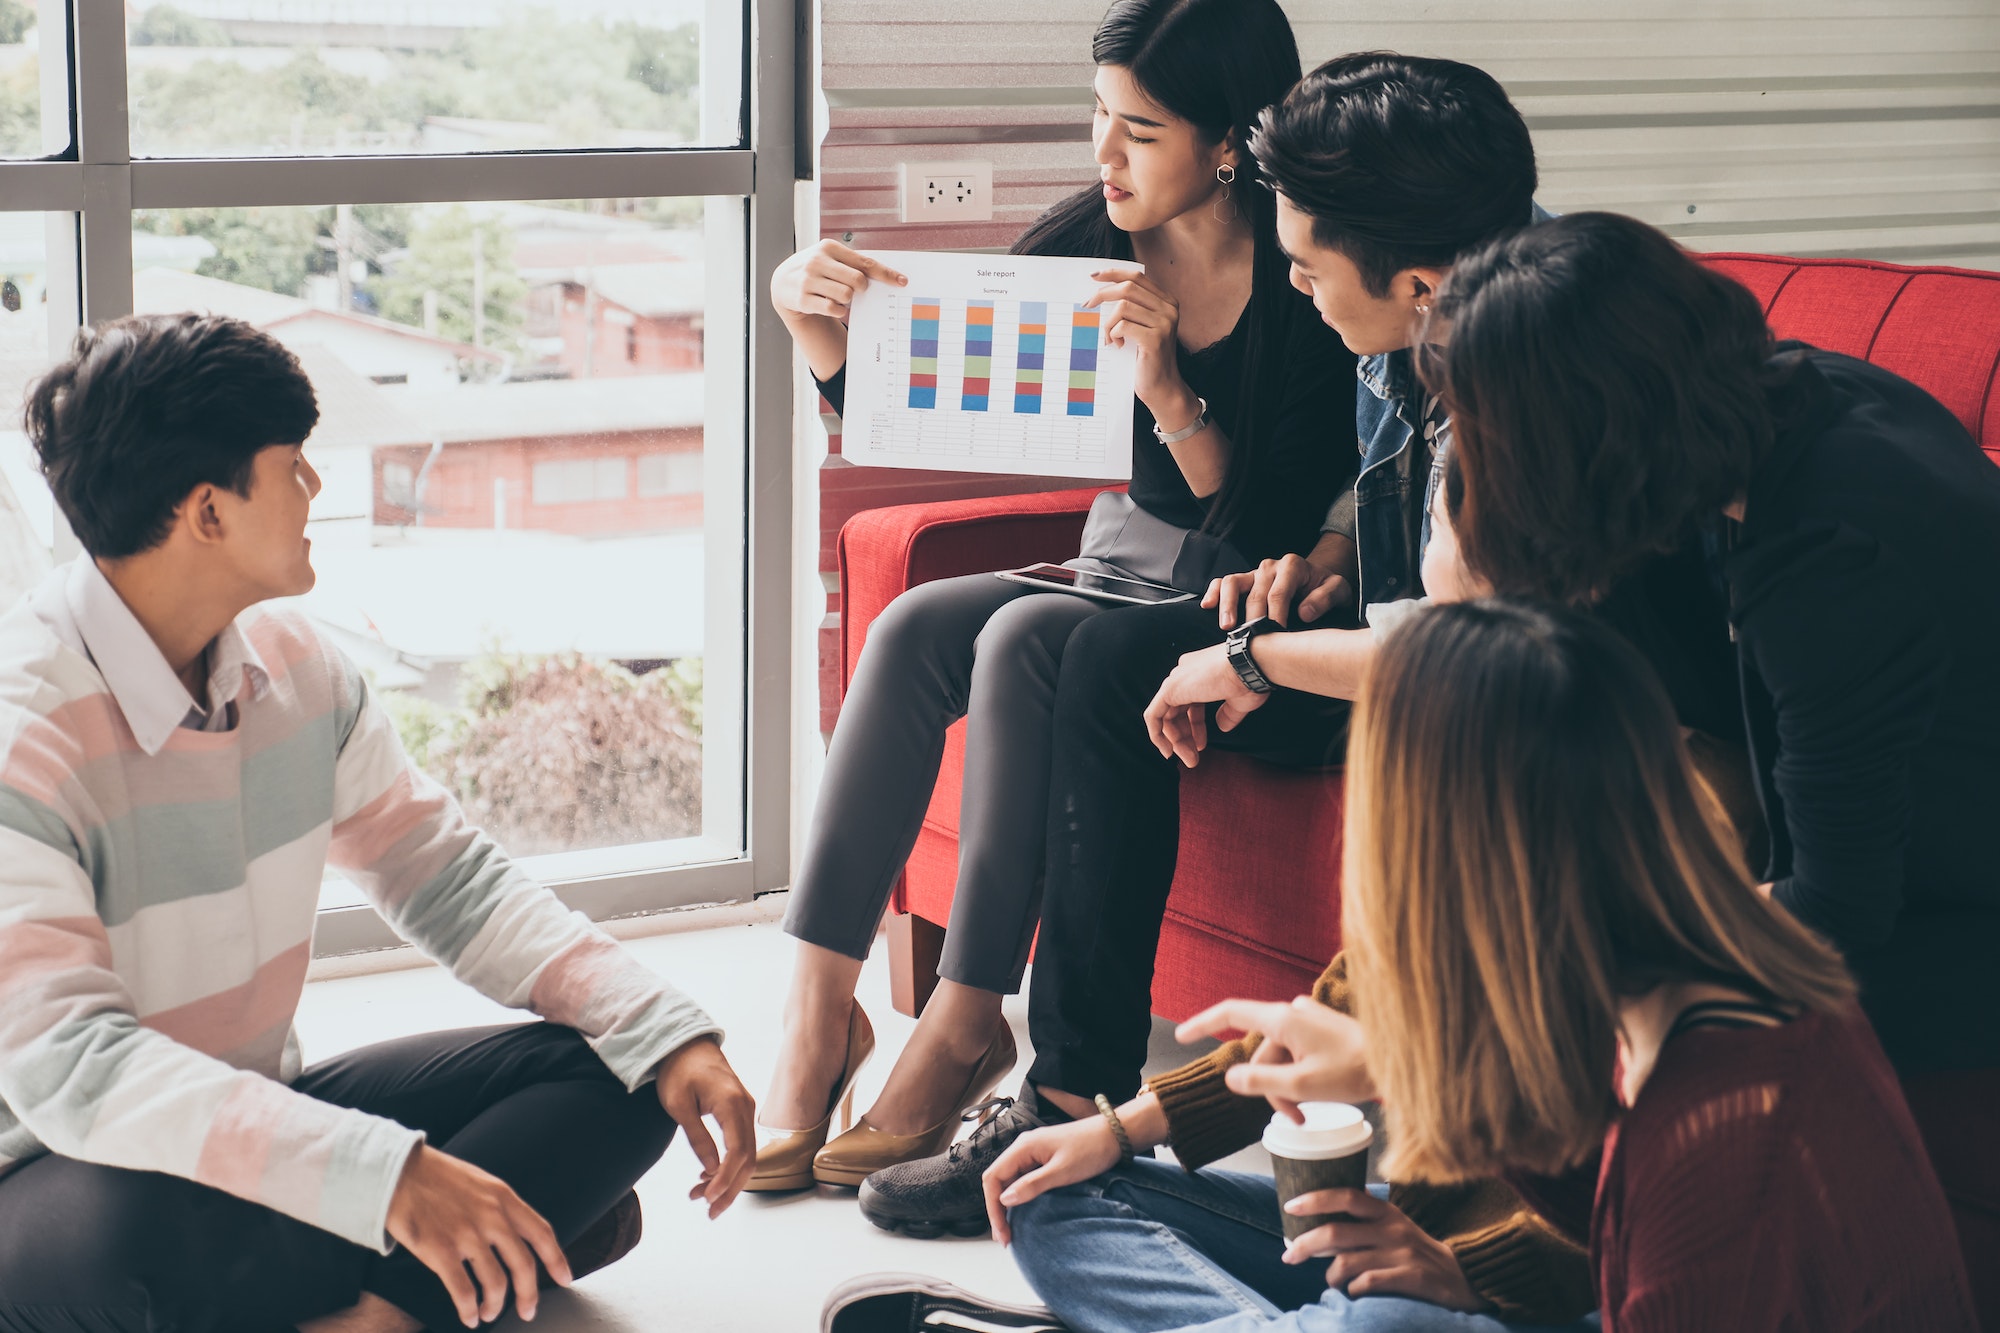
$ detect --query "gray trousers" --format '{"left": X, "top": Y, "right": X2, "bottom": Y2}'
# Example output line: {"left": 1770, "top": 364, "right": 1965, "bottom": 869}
{"left": 784, "top": 573, "right": 1106, "bottom": 994}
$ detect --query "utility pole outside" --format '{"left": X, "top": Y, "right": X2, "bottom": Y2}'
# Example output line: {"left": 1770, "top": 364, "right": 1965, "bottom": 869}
{"left": 334, "top": 202, "right": 354, "bottom": 311}
{"left": 471, "top": 225, "right": 487, "bottom": 350}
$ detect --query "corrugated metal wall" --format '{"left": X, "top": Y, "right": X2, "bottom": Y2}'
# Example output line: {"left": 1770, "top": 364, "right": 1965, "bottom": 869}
{"left": 809, "top": 0, "right": 2000, "bottom": 730}
{"left": 819, "top": 1, "right": 2000, "bottom": 264}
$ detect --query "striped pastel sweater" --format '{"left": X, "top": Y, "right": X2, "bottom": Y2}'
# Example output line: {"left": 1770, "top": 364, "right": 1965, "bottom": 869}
{"left": 0, "top": 565, "right": 722, "bottom": 1252}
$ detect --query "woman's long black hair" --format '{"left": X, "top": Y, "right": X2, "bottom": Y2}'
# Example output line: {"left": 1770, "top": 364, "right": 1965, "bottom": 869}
{"left": 1012, "top": 0, "right": 1303, "bottom": 541}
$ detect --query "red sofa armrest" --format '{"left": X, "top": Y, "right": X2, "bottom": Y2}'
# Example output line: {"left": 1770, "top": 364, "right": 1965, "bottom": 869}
{"left": 837, "top": 485, "right": 1116, "bottom": 694}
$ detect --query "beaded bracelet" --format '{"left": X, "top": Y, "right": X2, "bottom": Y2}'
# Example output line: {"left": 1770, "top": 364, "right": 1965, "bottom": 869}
{"left": 1095, "top": 1093, "right": 1135, "bottom": 1163}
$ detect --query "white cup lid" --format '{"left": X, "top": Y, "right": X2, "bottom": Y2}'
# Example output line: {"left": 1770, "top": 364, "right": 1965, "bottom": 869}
{"left": 1262, "top": 1101, "right": 1372, "bottom": 1160}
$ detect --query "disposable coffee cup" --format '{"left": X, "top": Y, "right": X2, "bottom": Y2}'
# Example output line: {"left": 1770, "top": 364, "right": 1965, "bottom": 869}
{"left": 1264, "top": 1102, "right": 1373, "bottom": 1242}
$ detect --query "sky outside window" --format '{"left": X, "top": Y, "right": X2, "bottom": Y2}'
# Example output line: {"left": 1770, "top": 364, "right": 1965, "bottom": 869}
{"left": 124, "top": 0, "right": 740, "bottom": 157}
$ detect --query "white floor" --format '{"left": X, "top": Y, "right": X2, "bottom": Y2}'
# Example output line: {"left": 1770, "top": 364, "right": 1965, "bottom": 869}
{"left": 297, "top": 895, "right": 1271, "bottom": 1333}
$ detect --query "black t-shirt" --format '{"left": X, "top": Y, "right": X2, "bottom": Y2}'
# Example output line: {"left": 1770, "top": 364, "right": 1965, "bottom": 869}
{"left": 813, "top": 257, "right": 1354, "bottom": 566}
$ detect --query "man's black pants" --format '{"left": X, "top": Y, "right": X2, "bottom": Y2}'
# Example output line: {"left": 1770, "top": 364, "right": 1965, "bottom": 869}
{"left": 0, "top": 1023, "right": 675, "bottom": 1333}
{"left": 1026, "top": 601, "right": 1352, "bottom": 1104}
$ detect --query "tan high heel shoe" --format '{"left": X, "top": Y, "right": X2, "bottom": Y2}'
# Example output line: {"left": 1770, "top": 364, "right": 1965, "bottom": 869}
{"left": 749, "top": 1004, "right": 876, "bottom": 1192}
{"left": 811, "top": 1022, "right": 1018, "bottom": 1188}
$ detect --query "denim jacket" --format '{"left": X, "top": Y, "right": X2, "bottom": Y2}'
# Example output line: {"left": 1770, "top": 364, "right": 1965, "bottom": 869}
{"left": 1344, "top": 347, "right": 1445, "bottom": 615}
{"left": 1338, "top": 202, "right": 1554, "bottom": 617}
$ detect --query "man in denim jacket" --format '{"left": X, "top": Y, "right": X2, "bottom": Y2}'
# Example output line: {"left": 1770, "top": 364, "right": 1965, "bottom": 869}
{"left": 1234, "top": 79, "right": 1552, "bottom": 635}
{"left": 1149, "top": 62, "right": 1740, "bottom": 766}
{"left": 1150, "top": 54, "right": 1544, "bottom": 735}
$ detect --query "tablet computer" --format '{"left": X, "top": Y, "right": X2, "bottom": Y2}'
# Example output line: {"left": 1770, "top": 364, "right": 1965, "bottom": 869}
{"left": 995, "top": 563, "right": 1195, "bottom": 605}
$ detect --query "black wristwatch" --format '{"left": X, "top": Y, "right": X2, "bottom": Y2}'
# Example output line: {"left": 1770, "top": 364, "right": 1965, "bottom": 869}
{"left": 1225, "top": 616, "right": 1278, "bottom": 695}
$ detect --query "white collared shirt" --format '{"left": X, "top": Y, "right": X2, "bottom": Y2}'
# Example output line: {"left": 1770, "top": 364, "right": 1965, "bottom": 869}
{"left": 40, "top": 558, "right": 272, "bottom": 756}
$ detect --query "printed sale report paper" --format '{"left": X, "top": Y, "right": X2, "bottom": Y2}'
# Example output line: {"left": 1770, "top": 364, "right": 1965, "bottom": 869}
{"left": 840, "top": 250, "right": 1140, "bottom": 480}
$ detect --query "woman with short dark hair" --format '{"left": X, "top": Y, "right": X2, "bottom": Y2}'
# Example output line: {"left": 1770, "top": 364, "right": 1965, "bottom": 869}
{"left": 1429, "top": 211, "right": 2000, "bottom": 1323}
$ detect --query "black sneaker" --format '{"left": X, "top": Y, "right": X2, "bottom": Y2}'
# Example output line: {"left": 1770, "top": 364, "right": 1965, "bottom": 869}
{"left": 821, "top": 1273, "right": 1068, "bottom": 1333}
{"left": 858, "top": 1096, "right": 1047, "bottom": 1238}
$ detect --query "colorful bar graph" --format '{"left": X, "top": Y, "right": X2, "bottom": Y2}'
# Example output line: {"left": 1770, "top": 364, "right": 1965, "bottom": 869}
{"left": 1068, "top": 304, "right": 1099, "bottom": 417}
{"left": 962, "top": 301, "right": 995, "bottom": 411}
{"left": 909, "top": 298, "right": 941, "bottom": 409}
{"left": 1014, "top": 301, "right": 1047, "bottom": 414}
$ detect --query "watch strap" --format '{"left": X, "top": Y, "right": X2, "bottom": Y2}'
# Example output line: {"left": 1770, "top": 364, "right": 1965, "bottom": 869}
{"left": 1153, "top": 396, "right": 1210, "bottom": 446}
{"left": 1226, "top": 621, "right": 1276, "bottom": 695}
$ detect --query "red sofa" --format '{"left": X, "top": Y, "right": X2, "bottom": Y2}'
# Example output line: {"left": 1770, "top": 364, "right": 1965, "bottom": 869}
{"left": 836, "top": 252, "right": 2000, "bottom": 1021}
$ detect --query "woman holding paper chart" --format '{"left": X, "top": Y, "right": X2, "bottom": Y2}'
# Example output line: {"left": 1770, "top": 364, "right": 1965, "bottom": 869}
{"left": 753, "top": 0, "right": 1354, "bottom": 1192}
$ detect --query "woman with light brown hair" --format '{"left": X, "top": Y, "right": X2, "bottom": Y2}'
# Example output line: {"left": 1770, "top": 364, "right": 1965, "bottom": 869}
{"left": 866, "top": 598, "right": 1976, "bottom": 1333}
{"left": 1158, "top": 599, "right": 1971, "bottom": 1332}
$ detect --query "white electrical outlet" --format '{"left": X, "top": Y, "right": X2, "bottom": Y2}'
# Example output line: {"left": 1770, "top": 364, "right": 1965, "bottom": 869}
{"left": 898, "top": 161, "right": 995, "bottom": 223}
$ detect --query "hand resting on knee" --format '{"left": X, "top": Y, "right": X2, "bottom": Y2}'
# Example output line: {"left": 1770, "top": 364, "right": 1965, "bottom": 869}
{"left": 386, "top": 1145, "right": 570, "bottom": 1329}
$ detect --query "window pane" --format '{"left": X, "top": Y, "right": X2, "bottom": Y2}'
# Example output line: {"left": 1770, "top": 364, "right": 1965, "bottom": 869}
{"left": 127, "top": 1, "right": 743, "bottom": 157}
{"left": 0, "top": 1, "right": 69, "bottom": 159}
{"left": 636, "top": 450, "right": 700, "bottom": 498}
{"left": 0, "top": 213, "right": 73, "bottom": 604}
{"left": 129, "top": 198, "right": 748, "bottom": 905}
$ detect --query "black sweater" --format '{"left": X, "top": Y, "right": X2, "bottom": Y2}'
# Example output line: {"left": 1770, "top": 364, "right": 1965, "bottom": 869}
{"left": 1726, "top": 347, "right": 2000, "bottom": 1074}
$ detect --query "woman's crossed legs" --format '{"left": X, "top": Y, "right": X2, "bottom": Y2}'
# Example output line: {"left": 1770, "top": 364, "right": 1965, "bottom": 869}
{"left": 1008, "top": 1160, "right": 1597, "bottom": 1333}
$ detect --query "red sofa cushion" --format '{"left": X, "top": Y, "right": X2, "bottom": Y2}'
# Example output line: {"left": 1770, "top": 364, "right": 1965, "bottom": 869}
{"left": 840, "top": 252, "right": 2000, "bottom": 1024}
{"left": 1701, "top": 255, "right": 2000, "bottom": 465}
{"left": 837, "top": 486, "right": 1112, "bottom": 698}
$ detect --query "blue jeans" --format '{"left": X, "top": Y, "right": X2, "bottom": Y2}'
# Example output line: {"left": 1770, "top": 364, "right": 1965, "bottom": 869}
{"left": 1008, "top": 1159, "right": 1600, "bottom": 1333}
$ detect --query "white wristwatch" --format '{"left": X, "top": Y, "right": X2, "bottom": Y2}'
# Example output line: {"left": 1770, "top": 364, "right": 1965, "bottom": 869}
{"left": 1153, "top": 396, "right": 1210, "bottom": 446}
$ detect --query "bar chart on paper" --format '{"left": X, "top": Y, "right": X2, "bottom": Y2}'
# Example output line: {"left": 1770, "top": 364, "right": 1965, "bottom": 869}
{"left": 842, "top": 251, "right": 1138, "bottom": 479}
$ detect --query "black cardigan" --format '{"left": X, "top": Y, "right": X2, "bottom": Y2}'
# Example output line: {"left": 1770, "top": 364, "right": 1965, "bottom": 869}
{"left": 1726, "top": 347, "right": 2000, "bottom": 1075}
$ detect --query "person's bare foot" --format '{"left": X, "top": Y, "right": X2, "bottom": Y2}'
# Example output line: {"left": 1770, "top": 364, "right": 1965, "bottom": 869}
{"left": 862, "top": 1051, "right": 991, "bottom": 1135}
{"left": 863, "top": 1005, "right": 1005, "bottom": 1135}
{"left": 761, "top": 1000, "right": 856, "bottom": 1130}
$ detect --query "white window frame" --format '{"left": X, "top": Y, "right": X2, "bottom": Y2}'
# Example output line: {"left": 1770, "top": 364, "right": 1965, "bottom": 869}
{"left": 0, "top": 0, "right": 802, "bottom": 955}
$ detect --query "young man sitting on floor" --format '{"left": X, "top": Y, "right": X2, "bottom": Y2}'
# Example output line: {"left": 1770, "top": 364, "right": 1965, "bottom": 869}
{"left": 0, "top": 314, "right": 757, "bottom": 1333}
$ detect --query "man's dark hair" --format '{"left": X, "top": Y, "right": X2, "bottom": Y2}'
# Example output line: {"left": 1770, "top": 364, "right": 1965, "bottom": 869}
{"left": 1421, "top": 212, "right": 1778, "bottom": 604}
{"left": 24, "top": 313, "right": 319, "bottom": 559}
{"left": 1250, "top": 52, "right": 1537, "bottom": 296}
